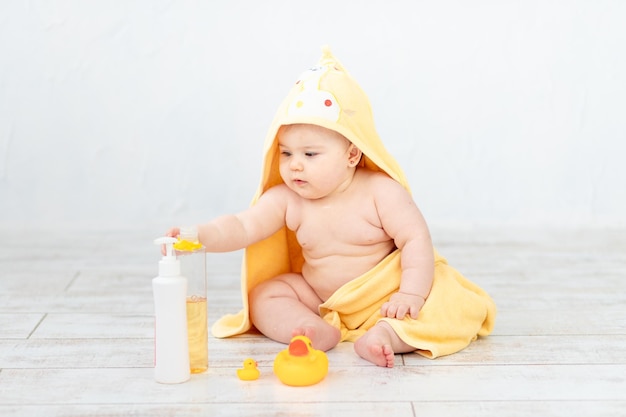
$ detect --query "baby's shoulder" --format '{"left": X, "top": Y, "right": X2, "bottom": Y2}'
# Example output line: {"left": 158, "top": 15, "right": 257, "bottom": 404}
{"left": 263, "top": 183, "right": 287, "bottom": 195}
{"left": 356, "top": 170, "right": 411, "bottom": 203}
{"left": 262, "top": 183, "right": 298, "bottom": 202}
{"left": 357, "top": 169, "right": 403, "bottom": 189}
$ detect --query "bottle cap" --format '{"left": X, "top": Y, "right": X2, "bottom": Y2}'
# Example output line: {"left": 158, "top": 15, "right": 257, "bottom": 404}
{"left": 179, "top": 225, "right": 199, "bottom": 242}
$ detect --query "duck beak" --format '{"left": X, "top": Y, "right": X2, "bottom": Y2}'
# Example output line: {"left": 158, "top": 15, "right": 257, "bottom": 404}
{"left": 288, "top": 339, "right": 309, "bottom": 356}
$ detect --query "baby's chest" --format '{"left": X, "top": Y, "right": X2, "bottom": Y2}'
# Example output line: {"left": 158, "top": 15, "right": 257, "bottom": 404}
{"left": 290, "top": 205, "right": 387, "bottom": 248}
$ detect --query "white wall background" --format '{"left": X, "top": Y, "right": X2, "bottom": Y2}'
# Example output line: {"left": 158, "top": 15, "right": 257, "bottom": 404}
{"left": 1, "top": 0, "right": 625, "bottom": 233}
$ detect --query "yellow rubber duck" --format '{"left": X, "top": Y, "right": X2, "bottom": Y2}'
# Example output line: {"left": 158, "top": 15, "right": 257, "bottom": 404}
{"left": 236, "top": 358, "right": 260, "bottom": 381}
{"left": 273, "top": 335, "right": 329, "bottom": 386}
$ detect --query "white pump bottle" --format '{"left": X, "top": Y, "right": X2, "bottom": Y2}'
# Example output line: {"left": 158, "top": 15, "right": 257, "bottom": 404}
{"left": 152, "top": 237, "right": 190, "bottom": 384}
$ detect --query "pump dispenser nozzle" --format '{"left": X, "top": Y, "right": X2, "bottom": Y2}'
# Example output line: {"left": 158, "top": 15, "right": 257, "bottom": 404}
{"left": 154, "top": 237, "right": 180, "bottom": 277}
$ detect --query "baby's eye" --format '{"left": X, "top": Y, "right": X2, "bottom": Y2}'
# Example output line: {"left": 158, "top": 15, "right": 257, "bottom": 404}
{"left": 305, "top": 152, "right": 318, "bottom": 157}
{"left": 281, "top": 151, "right": 292, "bottom": 157}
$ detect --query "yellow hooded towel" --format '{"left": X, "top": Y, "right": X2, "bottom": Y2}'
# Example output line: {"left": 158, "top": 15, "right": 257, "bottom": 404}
{"left": 212, "top": 47, "right": 496, "bottom": 359}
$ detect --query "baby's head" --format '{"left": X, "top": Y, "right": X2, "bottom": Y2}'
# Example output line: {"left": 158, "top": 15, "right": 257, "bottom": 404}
{"left": 256, "top": 48, "right": 409, "bottom": 196}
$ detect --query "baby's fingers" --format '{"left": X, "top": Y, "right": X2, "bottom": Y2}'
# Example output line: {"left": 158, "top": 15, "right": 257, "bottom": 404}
{"left": 381, "top": 302, "right": 395, "bottom": 318}
{"left": 408, "top": 305, "right": 420, "bottom": 320}
{"left": 395, "top": 304, "right": 410, "bottom": 319}
{"left": 381, "top": 302, "right": 410, "bottom": 319}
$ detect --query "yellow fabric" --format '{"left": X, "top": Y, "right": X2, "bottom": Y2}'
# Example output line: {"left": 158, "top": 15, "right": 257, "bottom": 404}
{"left": 211, "top": 47, "right": 496, "bottom": 358}
{"left": 320, "top": 249, "right": 496, "bottom": 359}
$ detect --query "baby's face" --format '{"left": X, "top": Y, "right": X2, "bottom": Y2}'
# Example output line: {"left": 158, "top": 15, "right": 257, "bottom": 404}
{"left": 277, "top": 124, "right": 355, "bottom": 200}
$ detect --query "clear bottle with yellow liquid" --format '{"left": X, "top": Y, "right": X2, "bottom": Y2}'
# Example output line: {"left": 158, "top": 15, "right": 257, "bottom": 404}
{"left": 173, "top": 226, "right": 208, "bottom": 374}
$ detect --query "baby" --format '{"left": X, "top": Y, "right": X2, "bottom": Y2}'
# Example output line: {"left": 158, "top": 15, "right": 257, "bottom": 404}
{"left": 166, "top": 48, "right": 495, "bottom": 368}
{"left": 167, "top": 123, "right": 433, "bottom": 367}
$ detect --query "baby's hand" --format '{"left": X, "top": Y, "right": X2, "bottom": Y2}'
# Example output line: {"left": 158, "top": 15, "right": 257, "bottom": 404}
{"left": 381, "top": 292, "right": 425, "bottom": 320}
{"left": 165, "top": 227, "right": 180, "bottom": 239}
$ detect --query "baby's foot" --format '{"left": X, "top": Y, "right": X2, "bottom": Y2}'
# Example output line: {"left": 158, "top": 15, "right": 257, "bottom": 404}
{"left": 354, "top": 332, "right": 395, "bottom": 368}
{"left": 292, "top": 326, "right": 316, "bottom": 340}
{"left": 292, "top": 325, "right": 340, "bottom": 352}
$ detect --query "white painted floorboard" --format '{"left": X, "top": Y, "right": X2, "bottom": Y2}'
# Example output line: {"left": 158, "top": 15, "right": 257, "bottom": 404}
{"left": 0, "top": 229, "right": 625, "bottom": 416}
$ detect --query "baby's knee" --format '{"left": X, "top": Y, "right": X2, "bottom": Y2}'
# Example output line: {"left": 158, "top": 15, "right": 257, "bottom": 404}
{"left": 249, "top": 273, "right": 299, "bottom": 303}
{"left": 248, "top": 279, "right": 273, "bottom": 305}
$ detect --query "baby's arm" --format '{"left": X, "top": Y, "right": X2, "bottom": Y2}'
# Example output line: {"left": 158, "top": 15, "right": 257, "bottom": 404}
{"left": 374, "top": 176, "right": 434, "bottom": 319}
{"left": 173, "top": 185, "right": 289, "bottom": 253}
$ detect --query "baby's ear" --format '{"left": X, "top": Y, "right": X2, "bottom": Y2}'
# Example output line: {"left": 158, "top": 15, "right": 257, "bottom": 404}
{"left": 348, "top": 144, "right": 363, "bottom": 167}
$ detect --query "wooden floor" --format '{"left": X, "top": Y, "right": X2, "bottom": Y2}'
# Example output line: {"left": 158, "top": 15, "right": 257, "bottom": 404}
{"left": 0, "top": 228, "right": 625, "bottom": 416}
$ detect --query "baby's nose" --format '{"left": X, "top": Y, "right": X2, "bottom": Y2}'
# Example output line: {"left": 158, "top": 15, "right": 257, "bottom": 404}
{"left": 289, "top": 157, "right": 303, "bottom": 171}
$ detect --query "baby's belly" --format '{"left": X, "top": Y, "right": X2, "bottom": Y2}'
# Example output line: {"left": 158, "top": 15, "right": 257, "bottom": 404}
{"left": 301, "top": 250, "right": 392, "bottom": 301}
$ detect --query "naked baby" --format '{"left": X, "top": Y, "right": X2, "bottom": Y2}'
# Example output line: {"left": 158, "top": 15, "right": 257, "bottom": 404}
{"left": 167, "top": 48, "right": 496, "bottom": 367}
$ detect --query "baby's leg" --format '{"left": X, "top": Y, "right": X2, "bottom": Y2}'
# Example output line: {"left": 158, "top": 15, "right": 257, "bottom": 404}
{"left": 249, "top": 273, "right": 341, "bottom": 352}
{"left": 354, "top": 321, "right": 415, "bottom": 368}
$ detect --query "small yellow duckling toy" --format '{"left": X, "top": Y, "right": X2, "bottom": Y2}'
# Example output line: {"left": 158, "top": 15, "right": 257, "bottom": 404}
{"left": 273, "top": 335, "right": 329, "bottom": 386}
{"left": 236, "top": 358, "right": 260, "bottom": 381}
